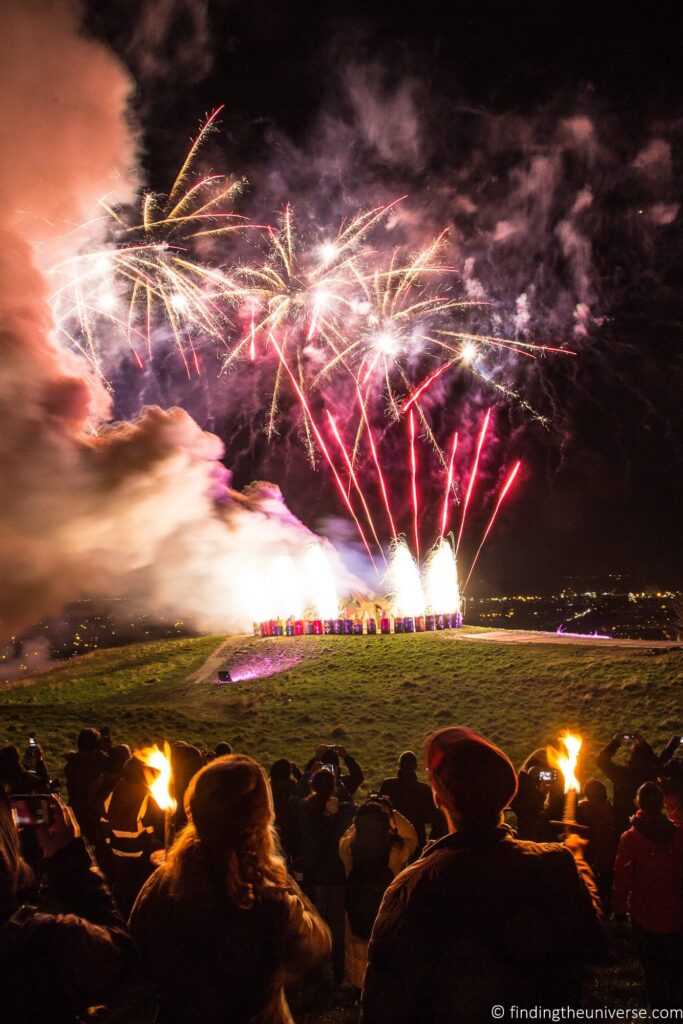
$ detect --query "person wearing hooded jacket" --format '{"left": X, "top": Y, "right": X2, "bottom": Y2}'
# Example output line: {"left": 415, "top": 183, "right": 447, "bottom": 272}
{"left": 0, "top": 789, "right": 131, "bottom": 1024}
{"left": 130, "top": 754, "right": 330, "bottom": 1024}
{"left": 361, "top": 727, "right": 604, "bottom": 1024}
{"left": 612, "top": 781, "right": 683, "bottom": 1007}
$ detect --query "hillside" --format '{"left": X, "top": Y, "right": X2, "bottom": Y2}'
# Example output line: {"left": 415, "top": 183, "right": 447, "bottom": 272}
{"left": 2, "top": 630, "right": 681, "bottom": 785}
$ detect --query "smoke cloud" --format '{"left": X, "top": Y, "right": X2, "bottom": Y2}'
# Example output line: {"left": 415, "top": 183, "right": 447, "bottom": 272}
{"left": 0, "top": 0, "right": 359, "bottom": 642}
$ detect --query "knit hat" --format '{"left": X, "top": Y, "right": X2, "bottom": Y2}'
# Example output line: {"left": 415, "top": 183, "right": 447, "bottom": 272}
{"left": 187, "top": 754, "right": 271, "bottom": 848}
{"left": 424, "top": 727, "right": 518, "bottom": 824}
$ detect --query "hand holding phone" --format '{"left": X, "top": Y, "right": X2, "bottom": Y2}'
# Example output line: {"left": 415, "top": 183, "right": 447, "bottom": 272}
{"left": 10, "top": 795, "right": 52, "bottom": 829}
{"left": 35, "top": 796, "right": 80, "bottom": 859}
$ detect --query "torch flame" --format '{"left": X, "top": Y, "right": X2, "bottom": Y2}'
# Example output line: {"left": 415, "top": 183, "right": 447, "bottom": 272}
{"left": 135, "top": 742, "right": 177, "bottom": 813}
{"left": 548, "top": 730, "right": 583, "bottom": 794}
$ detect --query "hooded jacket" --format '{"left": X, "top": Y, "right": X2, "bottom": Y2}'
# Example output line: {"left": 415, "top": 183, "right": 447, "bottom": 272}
{"left": 361, "top": 825, "right": 604, "bottom": 1024}
{"left": 612, "top": 812, "right": 683, "bottom": 933}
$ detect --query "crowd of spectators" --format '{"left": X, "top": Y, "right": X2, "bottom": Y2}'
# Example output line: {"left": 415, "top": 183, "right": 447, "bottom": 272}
{"left": 0, "top": 725, "right": 681, "bottom": 1022}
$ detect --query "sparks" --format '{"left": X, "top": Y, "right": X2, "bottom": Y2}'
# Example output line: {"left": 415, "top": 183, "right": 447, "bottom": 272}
{"left": 455, "top": 407, "right": 491, "bottom": 556}
{"left": 409, "top": 410, "right": 420, "bottom": 563}
{"left": 440, "top": 431, "right": 459, "bottom": 537}
{"left": 463, "top": 460, "right": 522, "bottom": 590}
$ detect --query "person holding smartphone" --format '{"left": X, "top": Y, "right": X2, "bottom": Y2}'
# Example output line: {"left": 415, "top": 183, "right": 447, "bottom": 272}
{"left": 0, "top": 789, "right": 131, "bottom": 1024}
{"left": 597, "top": 733, "right": 661, "bottom": 833}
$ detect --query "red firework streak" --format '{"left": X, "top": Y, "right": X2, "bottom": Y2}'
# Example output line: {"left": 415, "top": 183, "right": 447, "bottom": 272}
{"left": 440, "top": 431, "right": 459, "bottom": 537}
{"left": 326, "top": 411, "right": 385, "bottom": 562}
{"left": 409, "top": 411, "right": 420, "bottom": 562}
{"left": 268, "top": 334, "right": 378, "bottom": 570}
{"left": 464, "top": 460, "right": 522, "bottom": 590}
{"left": 355, "top": 383, "right": 398, "bottom": 540}
{"left": 455, "top": 407, "right": 491, "bottom": 557}
{"left": 403, "top": 360, "right": 454, "bottom": 413}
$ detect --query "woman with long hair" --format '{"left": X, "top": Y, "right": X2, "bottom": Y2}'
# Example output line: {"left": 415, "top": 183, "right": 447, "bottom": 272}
{"left": 129, "top": 754, "right": 331, "bottom": 1024}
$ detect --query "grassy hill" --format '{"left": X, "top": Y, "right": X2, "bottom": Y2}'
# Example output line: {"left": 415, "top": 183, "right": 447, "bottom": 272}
{"left": 2, "top": 630, "right": 681, "bottom": 786}
{"left": 2, "top": 628, "right": 681, "bottom": 1021}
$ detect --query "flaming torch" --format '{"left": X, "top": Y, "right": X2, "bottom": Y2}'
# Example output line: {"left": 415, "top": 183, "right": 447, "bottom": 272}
{"left": 548, "top": 730, "right": 583, "bottom": 832}
{"left": 135, "top": 742, "right": 177, "bottom": 853}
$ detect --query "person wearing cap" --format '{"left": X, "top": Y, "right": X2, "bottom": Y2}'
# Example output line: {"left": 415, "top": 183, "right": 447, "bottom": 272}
{"left": 129, "top": 754, "right": 331, "bottom": 1024}
{"left": 361, "top": 727, "right": 604, "bottom": 1024}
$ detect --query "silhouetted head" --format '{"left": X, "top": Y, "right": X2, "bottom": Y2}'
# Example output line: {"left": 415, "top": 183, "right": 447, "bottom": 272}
{"left": 108, "top": 745, "right": 131, "bottom": 775}
{"left": 636, "top": 781, "right": 664, "bottom": 816}
{"left": 398, "top": 751, "right": 418, "bottom": 776}
{"left": 214, "top": 741, "right": 233, "bottom": 758}
{"left": 269, "top": 758, "right": 293, "bottom": 784}
{"left": 0, "top": 746, "right": 21, "bottom": 778}
{"left": 310, "top": 767, "right": 336, "bottom": 801}
{"left": 77, "top": 728, "right": 100, "bottom": 752}
{"left": 584, "top": 778, "right": 608, "bottom": 804}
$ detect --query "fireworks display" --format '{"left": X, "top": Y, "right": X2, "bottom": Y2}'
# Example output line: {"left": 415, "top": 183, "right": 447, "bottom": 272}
{"left": 43, "top": 109, "right": 547, "bottom": 624}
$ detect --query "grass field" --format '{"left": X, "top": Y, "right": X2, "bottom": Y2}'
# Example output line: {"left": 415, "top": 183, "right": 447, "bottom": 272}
{"left": 2, "top": 630, "right": 681, "bottom": 788}
{"left": 2, "top": 629, "right": 681, "bottom": 1021}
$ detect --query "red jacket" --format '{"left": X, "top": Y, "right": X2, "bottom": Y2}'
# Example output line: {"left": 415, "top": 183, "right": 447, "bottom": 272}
{"left": 612, "top": 813, "right": 683, "bottom": 933}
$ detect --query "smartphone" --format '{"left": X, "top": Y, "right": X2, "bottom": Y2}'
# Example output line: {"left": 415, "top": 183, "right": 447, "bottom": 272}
{"left": 322, "top": 763, "right": 336, "bottom": 774}
{"left": 10, "top": 795, "right": 53, "bottom": 828}
{"left": 538, "top": 769, "right": 557, "bottom": 783}
{"left": 622, "top": 733, "right": 635, "bottom": 741}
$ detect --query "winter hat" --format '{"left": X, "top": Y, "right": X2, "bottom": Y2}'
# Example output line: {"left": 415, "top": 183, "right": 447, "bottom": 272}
{"left": 424, "top": 727, "right": 518, "bottom": 824}
{"left": 187, "top": 754, "right": 272, "bottom": 848}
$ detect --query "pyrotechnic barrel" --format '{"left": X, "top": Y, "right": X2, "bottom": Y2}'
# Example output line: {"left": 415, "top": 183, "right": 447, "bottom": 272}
{"left": 313, "top": 619, "right": 323, "bottom": 635}
{"left": 394, "top": 617, "right": 405, "bottom": 633}
{"left": 380, "top": 617, "right": 391, "bottom": 634}
{"left": 425, "top": 615, "right": 436, "bottom": 631}
{"left": 352, "top": 619, "right": 363, "bottom": 635}
{"left": 415, "top": 616, "right": 425, "bottom": 632}
{"left": 366, "top": 618, "right": 377, "bottom": 634}
{"left": 404, "top": 616, "right": 415, "bottom": 633}
{"left": 323, "top": 619, "right": 334, "bottom": 635}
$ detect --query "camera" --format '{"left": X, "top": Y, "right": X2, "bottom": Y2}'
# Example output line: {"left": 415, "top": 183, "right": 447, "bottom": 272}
{"left": 10, "top": 794, "right": 53, "bottom": 828}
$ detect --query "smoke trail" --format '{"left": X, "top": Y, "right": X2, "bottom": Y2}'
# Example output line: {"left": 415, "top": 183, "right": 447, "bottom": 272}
{"left": 0, "top": 0, "right": 360, "bottom": 642}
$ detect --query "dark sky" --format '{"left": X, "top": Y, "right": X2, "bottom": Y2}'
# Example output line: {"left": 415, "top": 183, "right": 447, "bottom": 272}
{"left": 88, "top": 0, "right": 683, "bottom": 593}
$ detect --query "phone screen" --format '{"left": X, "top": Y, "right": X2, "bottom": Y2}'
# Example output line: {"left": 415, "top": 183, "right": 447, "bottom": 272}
{"left": 10, "top": 796, "right": 52, "bottom": 828}
{"left": 322, "top": 763, "right": 336, "bottom": 774}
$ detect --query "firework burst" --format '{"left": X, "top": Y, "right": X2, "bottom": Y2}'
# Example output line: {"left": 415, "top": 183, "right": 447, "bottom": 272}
{"left": 48, "top": 107, "right": 249, "bottom": 379}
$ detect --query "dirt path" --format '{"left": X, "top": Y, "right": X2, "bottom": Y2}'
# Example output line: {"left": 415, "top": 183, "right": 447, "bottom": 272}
{"left": 184, "top": 636, "right": 246, "bottom": 685}
{"left": 459, "top": 629, "right": 682, "bottom": 649}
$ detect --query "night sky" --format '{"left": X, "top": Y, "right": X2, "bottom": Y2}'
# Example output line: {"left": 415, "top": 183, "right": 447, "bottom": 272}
{"left": 87, "top": 1, "right": 683, "bottom": 593}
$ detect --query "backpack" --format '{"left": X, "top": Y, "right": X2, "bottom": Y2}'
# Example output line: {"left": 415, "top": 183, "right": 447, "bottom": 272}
{"left": 345, "top": 860, "right": 394, "bottom": 939}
